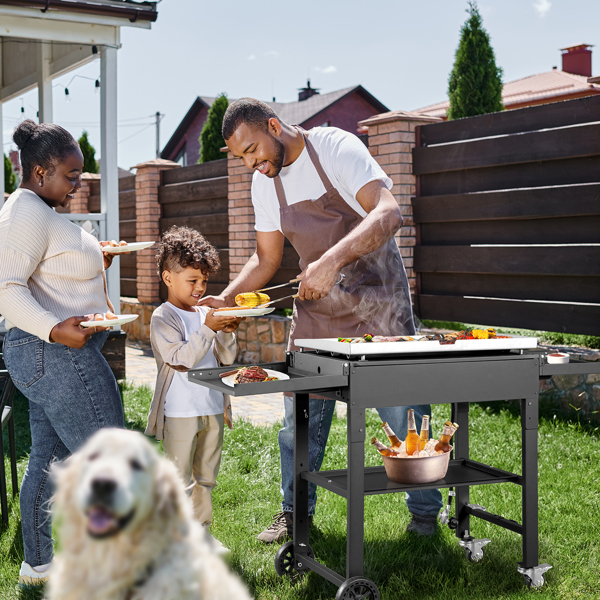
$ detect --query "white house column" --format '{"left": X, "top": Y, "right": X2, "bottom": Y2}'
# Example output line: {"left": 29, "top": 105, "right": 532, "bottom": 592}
{"left": 0, "top": 41, "right": 5, "bottom": 201}
{"left": 100, "top": 45, "right": 120, "bottom": 311}
{"left": 37, "top": 42, "right": 53, "bottom": 123}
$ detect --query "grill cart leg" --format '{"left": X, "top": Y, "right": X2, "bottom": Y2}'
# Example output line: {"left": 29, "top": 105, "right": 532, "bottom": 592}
{"left": 291, "top": 392, "right": 313, "bottom": 574}
{"left": 518, "top": 396, "right": 550, "bottom": 586}
{"left": 454, "top": 402, "right": 471, "bottom": 541}
{"left": 346, "top": 406, "right": 366, "bottom": 579}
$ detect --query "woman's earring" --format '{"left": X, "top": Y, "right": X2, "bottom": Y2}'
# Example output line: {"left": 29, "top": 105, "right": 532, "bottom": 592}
{"left": 38, "top": 178, "right": 43, "bottom": 187}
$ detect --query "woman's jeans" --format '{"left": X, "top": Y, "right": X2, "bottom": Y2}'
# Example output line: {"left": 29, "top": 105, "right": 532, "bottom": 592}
{"left": 3, "top": 328, "right": 124, "bottom": 567}
{"left": 279, "top": 396, "right": 443, "bottom": 517}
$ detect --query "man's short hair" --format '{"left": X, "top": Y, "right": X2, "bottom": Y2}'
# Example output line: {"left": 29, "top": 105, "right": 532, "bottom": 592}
{"left": 222, "top": 98, "right": 280, "bottom": 140}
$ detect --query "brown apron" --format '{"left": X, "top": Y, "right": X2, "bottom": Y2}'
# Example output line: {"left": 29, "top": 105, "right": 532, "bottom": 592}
{"left": 275, "top": 127, "right": 415, "bottom": 353}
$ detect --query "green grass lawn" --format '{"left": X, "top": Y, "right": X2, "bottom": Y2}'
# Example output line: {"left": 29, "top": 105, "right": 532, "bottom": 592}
{"left": 1, "top": 384, "right": 600, "bottom": 599}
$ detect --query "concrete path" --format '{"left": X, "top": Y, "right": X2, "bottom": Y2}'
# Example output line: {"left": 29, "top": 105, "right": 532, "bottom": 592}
{"left": 125, "top": 341, "right": 346, "bottom": 426}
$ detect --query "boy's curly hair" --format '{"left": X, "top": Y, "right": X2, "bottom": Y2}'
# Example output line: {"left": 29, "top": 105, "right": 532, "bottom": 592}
{"left": 156, "top": 226, "right": 220, "bottom": 277}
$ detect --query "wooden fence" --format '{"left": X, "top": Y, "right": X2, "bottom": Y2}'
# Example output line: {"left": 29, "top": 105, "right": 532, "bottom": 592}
{"left": 157, "top": 159, "right": 229, "bottom": 301}
{"left": 412, "top": 95, "right": 600, "bottom": 336}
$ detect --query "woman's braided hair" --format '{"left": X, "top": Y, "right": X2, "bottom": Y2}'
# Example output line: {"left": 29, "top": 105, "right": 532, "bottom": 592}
{"left": 13, "top": 119, "right": 80, "bottom": 182}
{"left": 156, "top": 226, "right": 220, "bottom": 277}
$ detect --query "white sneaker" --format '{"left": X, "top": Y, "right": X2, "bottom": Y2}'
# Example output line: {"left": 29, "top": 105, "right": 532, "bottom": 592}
{"left": 19, "top": 561, "right": 51, "bottom": 586}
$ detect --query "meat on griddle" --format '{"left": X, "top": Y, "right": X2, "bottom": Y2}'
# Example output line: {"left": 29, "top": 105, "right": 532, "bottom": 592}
{"left": 234, "top": 365, "right": 270, "bottom": 384}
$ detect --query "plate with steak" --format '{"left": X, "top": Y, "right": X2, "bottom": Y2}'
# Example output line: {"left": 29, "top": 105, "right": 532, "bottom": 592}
{"left": 220, "top": 366, "right": 289, "bottom": 387}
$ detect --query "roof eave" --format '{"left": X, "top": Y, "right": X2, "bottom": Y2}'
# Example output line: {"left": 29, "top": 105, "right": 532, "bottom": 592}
{"left": 161, "top": 97, "right": 210, "bottom": 158}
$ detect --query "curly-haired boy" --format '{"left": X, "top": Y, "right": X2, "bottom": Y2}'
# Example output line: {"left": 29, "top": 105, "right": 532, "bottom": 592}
{"left": 145, "top": 226, "right": 241, "bottom": 552}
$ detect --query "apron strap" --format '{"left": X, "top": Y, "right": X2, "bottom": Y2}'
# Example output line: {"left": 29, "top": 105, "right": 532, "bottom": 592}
{"left": 273, "top": 174, "right": 288, "bottom": 210}
{"left": 294, "top": 126, "right": 336, "bottom": 193}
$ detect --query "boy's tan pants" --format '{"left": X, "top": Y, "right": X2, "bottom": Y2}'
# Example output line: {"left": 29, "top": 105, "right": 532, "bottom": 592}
{"left": 163, "top": 413, "right": 224, "bottom": 525}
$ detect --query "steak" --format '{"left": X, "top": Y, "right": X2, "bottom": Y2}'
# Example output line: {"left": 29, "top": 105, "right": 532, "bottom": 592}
{"left": 234, "top": 365, "right": 269, "bottom": 384}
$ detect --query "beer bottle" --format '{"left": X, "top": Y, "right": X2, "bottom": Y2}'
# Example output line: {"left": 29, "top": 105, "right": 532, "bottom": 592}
{"left": 381, "top": 422, "right": 402, "bottom": 449}
{"left": 371, "top": 437, "right": 398, "bottom": 457}
{"left": 405, "top": 409, "right": 421, "bottom": 455}
{"left": 419, "top": 414, "right": 430, "bottom": 448}
{"left": 434, "top": 421, "right": 459, "bottom": 453}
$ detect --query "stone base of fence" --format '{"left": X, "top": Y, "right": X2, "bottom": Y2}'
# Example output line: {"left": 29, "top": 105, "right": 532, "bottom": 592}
{"left": 236, "top": 315, "right": 292, "bottom": 365}
{"left": 120, "top": 297, "right": 159, "bottom": 344}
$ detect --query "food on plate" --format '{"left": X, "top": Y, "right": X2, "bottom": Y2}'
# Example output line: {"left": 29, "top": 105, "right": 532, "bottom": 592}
{"left": 93, "top": 313, "right": 104, "bottom": 321}
{"left": 235, "top": 292, "right": 270, "bottom": 307}
{"left": 107, "top": 240, "right": 128, "bottom": 247}
{"left": 215, "top": 306, "right": 247, "bottom": 312}
{"left": 232, "top": 366, "right": 278, "bottom": 384}
{"left": 339, "top": 329, "right": 511, "bottom": 345}
{"left": 105, "top": 311, "right": 119, "bottom": 320}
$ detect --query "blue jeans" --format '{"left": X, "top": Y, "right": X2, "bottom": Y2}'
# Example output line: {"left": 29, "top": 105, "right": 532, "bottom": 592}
{"left": 279, "top": 396, "right": 443, "bottom": 517}
{"left": 3, "top": 328, "right": 124, "bottom": 567}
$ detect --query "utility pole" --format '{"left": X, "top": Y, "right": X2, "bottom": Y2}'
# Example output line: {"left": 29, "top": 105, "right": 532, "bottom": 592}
{"left": 155, "top": 111, "right": 162, "bottom": 158}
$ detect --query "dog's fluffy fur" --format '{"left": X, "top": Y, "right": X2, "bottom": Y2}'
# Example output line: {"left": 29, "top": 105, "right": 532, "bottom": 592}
{"left": 48, "top": 428, "right": 252, "bottom": 600}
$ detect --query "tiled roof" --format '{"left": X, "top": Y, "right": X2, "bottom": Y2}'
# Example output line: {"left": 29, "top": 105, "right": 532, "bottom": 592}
{"left": 415, "top": 70, "right": 600, "bottom": 118}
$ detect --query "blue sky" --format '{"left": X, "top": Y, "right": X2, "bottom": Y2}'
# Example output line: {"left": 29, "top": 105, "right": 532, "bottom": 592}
{"left": 3, "top": 0, "right": 600, "bottom": 171}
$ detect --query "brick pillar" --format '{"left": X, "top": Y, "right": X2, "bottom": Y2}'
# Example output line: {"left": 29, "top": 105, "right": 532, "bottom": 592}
{"left": 226, "top": 152, "right": 255, "bottom": 281}
{"left": 70, "top": 172, "right": 99, "bottom": 213}
{"left": 358, "top": 111, "right": 441, "bottom": 295}
{"left": 132, "top": 159, "right": 180, "bottom": 304}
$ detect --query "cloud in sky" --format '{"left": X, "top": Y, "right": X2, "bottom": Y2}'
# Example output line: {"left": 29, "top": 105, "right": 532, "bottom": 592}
{"left": 264, "top": 50, "right": 278, "bottom": 57}
{"left": 533, "top": 0, "right": 551, "bottom": 17}
{"left": 315, "top": 65, "right": 337, "bottom": 74}
{"left": 247, "top": 54, "right": 256, "bottom": 60}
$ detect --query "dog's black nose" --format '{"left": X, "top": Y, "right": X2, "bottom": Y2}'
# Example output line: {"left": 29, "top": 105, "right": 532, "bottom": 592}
{"left": 91, "top": 478, "right": 117, "bottom": 501}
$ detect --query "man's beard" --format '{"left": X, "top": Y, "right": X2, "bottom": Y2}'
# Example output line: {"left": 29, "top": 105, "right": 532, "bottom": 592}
{"left": 266, "top": 136, "right": 285, "bottom": 178}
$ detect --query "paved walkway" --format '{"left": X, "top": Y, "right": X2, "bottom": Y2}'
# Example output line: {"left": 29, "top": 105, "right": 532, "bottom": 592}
{"left": 125, "top": 341, "right": 346, "bottom": 426}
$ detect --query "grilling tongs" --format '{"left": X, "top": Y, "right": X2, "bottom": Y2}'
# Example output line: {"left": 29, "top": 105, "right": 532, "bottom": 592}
{"left": 254, "top": 273, "right": 346, "bottom": 308}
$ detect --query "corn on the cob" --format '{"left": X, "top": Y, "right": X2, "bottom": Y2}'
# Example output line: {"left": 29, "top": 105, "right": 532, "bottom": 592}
{"left": 235, "top": 292, "right": 270, "bottom": 307}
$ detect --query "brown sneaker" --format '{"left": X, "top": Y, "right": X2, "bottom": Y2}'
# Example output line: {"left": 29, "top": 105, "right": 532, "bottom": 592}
{"left": 406, "top": 513, "right": 438, "bottom": 536}
{"left": 257, "top": 511, "right": 313, "bottom": 544}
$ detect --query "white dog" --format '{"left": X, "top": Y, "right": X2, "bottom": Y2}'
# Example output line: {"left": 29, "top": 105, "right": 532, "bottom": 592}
{"left": 48, "top": 428, "right": 252, "bottom": 600}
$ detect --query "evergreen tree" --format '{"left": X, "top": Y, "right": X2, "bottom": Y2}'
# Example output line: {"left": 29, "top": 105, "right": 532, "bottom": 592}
{"left": 78, "top": 130, "right": 99, "bottom": 173}
{"left": 198, "top": 93, "right": 229, "bottom": 163}
{"left": 4, "top": 153, "right": 17, "bottom": 195}
{"left": 447, "top": 1, "right": 503, "bottom": 120}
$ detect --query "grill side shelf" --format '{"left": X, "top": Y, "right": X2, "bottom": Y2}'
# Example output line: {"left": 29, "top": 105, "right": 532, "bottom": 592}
{"left": 539, "top": 357, "right": 600, "bottom": 376}
{"left": 188, "top": 363, "right": 348, "bottom": 397}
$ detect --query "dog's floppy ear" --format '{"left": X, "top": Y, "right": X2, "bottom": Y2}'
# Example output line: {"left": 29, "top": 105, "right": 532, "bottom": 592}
{"left": 153, "top": 457, "right": 190, "bottom": 535}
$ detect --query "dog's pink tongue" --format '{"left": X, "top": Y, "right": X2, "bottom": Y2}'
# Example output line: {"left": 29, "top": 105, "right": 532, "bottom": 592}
{"left": 87, "top": 506, "right": 117, "bottom": 535}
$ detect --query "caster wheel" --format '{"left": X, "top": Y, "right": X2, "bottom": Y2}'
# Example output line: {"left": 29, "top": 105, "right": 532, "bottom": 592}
{"left": 335, "top": 576, "right": 380, "bottom": 600}
{"left": 274, "top": 541, "right": 314, "bottom": 579}
{"left": 524, "top": 574, "right": 545, "bottom": 589}
{"left": 275, "top": 541, "right": 296, "bottom": 579}
{"left": 465, "top": 547, "right": 485, "bottom": 562}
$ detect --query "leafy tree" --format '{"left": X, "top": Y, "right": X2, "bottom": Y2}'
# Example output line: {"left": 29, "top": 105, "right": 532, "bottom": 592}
{"left": 198, "top": 93, "right": 229, "bottom": 163}
{"left": 78, "top": 130, "right": 99, "bottom": 174}
{"left": 447, "top": 1, "right": 503, "bottom": 120}
{"left": 4, "top": 153, "right": 17, "bottom": 194}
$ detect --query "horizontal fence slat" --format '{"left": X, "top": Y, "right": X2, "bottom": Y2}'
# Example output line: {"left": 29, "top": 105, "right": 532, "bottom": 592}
{"left": 161, "top": 159, "right": 228, "bottom": 185}
{"left": 158, "top": 177, "right": 228, "bottom": 204}
{"left": 119, "top": 190, "right": 136, "bottom": 208}
{"left": 414, "top": 246, "right": 600, "bottom": 276}
{"left": 420, "top": 216, "right": 600, "bottom": 245}
{"left": 412, "top": 183, "right": 600, "bottom": 223}
{"left": 161, "top": 197, "right": 228, "bottom": 219}
{"left": 88, "top": 195, "right": 100, "bottom": 213}
{"left": 120, "top": 278, "right": 137, "bottom": 298}
{"left": 159, "top": 214, "right": 229, "bottom": 238}
{"left": 118, "top": 175, "right": 136, "bottom": 192}
{"left": 416, "top": 294, "right": 600, "bottom": 336}
{"left": 414, "top": 122, "right": 600, "bottom": 175}
{"left": 421, "top": 273, "right": 600, "bottom": 304}
{"left": 119, "top": 220, "right": 136, "bottom": 240}
{"left": 418, "top": 95, "right": 600, "bottom": 146}
{"left": 419, "top": 155, "right": 600, "bottom": 196}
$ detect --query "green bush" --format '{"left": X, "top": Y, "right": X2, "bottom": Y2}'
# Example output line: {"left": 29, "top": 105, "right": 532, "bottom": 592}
{"left": 4, "top": 153, "right": 17, "bottom": 194}
{"left": 78, "top": 130, "right": 99, "bottom": 174}
{"left": 199, "top": 93, "right": 229, "bottom": 163}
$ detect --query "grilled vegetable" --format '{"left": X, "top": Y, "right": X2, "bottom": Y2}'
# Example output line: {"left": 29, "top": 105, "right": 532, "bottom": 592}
{"left": 235, "top": 292, "right": 270, "bottom": 307}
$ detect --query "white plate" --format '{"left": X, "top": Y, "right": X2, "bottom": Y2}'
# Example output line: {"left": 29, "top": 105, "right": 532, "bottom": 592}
{"left": 222, "top": 368, "right": 290, "bottom": 387}
{"left": 296, "top": 334, "right": 538, "bottom": 355}
{"left": 80, "top": 314, "right": 139, "bottom": 327}
{"left": 213, "top": 307, "right": 276, "bottom": 317}
{"left": 100, "top": 241, "right": 155, "bottom": 254}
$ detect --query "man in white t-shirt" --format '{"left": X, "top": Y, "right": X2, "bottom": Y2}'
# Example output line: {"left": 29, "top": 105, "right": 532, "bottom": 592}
{"left": 200, "top": 98, "right": 442, "bottom": 542}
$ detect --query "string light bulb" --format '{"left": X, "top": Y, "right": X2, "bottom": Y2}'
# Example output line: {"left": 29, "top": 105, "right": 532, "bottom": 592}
{"left": 65, "top": 88, "right": 70, "bottom": 103}
{"left": 92, "top": 45, "right": 99, "bottom": 61}
{"left": 95, "top": 79, "right": 100, "bottom": 95}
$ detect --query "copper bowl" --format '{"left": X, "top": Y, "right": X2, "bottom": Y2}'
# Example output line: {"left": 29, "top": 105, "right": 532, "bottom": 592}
{"left": 382, "top": 446, "right": 452, "bottom": 485}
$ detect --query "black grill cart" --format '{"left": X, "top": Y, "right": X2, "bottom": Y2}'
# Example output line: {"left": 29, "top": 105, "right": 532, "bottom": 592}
{"left": 189, "top": 343, "right": 600, "bottom": 599}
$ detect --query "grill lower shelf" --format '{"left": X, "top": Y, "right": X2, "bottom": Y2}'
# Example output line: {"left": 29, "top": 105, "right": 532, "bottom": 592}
{"left": 302, "top": 459, "right": 520, "bottom": 498}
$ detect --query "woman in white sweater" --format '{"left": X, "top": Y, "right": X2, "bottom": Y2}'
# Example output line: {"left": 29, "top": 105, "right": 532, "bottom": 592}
{"left": 0, "top": 120, "right": 125, "bottom": 588}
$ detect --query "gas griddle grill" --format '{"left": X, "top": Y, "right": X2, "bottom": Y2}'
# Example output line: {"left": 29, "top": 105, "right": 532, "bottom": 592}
{"left": 189, "top": 345, "right": 598, "bottom": 598}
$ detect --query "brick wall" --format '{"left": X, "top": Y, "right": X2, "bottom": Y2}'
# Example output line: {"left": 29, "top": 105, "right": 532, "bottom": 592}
{"left": 358, "top": 110, "right": 442, "bottom": 295}
{"left": 227, "top": 153, "right": 256, "bottom": 281}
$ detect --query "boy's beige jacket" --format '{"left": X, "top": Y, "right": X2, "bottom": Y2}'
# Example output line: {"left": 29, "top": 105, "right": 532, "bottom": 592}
{"left": 145, "top": 302, "right": 236, "bottom": 440}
